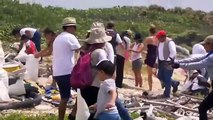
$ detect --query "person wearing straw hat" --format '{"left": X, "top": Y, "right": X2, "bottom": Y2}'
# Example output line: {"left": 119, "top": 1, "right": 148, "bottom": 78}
{"left": 80, "top": 22, "right": 114, "bottom": 120}
{"left": 78, "top": 22, "right": 131, "bottom": 120}
{"left": 52, "top": 17, "right": 81, "bottom": 120}
{"left": 171, "top": 35, "right": 213, "bottom": 120}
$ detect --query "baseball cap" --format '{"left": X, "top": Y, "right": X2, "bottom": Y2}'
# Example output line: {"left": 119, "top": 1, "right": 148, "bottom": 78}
{"left": 200, "top": 35, "right": 213, "bottom": 45}
{"left": 156, "top": 30, "right": 166, "bottom": 39}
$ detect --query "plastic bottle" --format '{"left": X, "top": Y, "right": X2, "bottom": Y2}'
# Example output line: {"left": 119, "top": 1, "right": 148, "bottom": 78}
{"left": 25, "top": 54, "right": 39, "bottom": 81}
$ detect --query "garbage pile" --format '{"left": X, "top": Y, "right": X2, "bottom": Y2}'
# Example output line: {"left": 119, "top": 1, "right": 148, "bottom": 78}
{"left": 0, "top": 41, "right": 41, "bottom": 110}
{"left": 120, "top": 91, "right": 213, "bottom": 120}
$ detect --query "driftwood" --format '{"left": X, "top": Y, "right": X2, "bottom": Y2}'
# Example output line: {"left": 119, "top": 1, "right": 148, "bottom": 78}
{"left": 154, "top": 108, "right": 179, "bottom": 119}
{"left": 142, "top": 99, "right": 198, "bottom": 113}
{"left": 128, "top": 105, "right": 161, "bottom": 111}
{"left": 179, "top": 93, "right": 204, "bottom": 101}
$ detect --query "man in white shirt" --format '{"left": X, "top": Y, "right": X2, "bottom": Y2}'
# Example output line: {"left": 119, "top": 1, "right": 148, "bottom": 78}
{"left": 192, "top": 43, "right": 206, "bottom": 55}
{"left": 106, "top": 21, "right": 126, "bottom": 88}
{"left": 115, "top": 30, "right": 131, "bottom": 88}
{"left": 156, "top": 30, "right": 180, "bottom": 98}
{"left": 52, "top": 17, "right": 81, "bottom": 120}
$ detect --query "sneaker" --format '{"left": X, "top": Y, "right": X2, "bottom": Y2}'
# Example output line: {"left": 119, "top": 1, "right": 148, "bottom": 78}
{"left": 172, "top": 81, "right": 180, "bottom": 93}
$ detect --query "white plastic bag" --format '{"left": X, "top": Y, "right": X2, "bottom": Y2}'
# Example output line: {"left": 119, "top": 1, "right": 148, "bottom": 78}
{"left": 0, "top": 81, "right": 10, "bottom": 101}
{"left": 25, "top": 54, "right": 39, "bottom": 81}
{"left": 76, "top": 89, "right": 90, "bottom": 120}
{"left": 0, "top": 68, "right": 9, "bottom": 88}
{"left": 15, "top": 44, "right": 28, "bottom": 63}
{"left": 9, "top": 73, "right": 26, "bottom": 95}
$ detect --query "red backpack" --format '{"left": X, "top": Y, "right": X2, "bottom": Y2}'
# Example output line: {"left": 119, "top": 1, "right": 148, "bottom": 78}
{"left": 70, "top": 45, "right": 103, "bottom": 89}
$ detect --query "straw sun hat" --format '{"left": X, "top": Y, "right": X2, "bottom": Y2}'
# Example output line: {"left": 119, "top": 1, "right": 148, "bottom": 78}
{"left": 62, "top": 17, "right": 77, "bottom": 26}
{"left": 86, "top": 22, "right": 112, "bottom": 44}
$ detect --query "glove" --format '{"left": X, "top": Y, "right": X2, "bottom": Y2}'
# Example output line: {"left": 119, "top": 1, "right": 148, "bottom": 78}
{"left": 172, "top": 62, "right": 180, "bottom": 69}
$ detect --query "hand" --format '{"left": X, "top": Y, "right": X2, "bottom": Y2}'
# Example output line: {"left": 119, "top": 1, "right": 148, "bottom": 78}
{"left": 105, "top": 102, "right": 115, "bottom": 110}
{"left": 89, "top": 104, "right": 97, "bottom": 112}
{"left": 171, "top": 63, "right": 180, "bottom": 69}
{"left": 154, "top": 63, "right": 158, "bottom": 68}
{"left": 34, "top": 53, "right": 40, "bottom": 58}
{"left": 168, "top": 57, "right": 175, "bottom": 65}
{"left": 169, "top": 57, "right": 179, "bottom": 69}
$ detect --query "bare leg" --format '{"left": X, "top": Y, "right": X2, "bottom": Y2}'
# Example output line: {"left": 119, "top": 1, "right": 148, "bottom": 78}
{"left": 147, "top": 66, "right": 153, "bottom": 91}
{"left": 136, "top": 70, "right": 143, "bottom": 88}
{"left": 58, "top": 99, "right": 68, "bottom": 120}
{"left": 133, "top": 70, "right": 138, "bottom": 87}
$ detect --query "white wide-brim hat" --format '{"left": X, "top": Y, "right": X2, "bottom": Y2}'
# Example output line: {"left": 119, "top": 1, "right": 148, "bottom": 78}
{"left": 86, "top": 22, "right": 112, "bottom": 44}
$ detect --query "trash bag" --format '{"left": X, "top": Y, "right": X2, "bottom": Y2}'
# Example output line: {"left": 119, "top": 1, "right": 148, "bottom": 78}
{"left": 0, "top": 81, "right": 10, "bottom": 101}
{"left": 76, "top": 89, "right": 90, "bottom": 120}
{"left": 15, "top": 44, "right": 28, "bottom": 63}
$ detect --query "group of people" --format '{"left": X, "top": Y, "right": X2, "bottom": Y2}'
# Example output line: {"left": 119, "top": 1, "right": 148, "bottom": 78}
{"left": 10, "top": 16, "right": 213, "bottom": 120}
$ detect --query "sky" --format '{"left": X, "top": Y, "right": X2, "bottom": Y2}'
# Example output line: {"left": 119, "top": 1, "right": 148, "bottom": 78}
{"left": 19, "top": 0, "right": 213, "bottom": 12}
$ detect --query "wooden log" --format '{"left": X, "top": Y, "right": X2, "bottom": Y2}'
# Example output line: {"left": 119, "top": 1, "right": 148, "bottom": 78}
{"left": 179, "top": 93, "right": 204, "bottom": 101}
{"left": 154, "top": 108, "right": 179, "bottom": 119}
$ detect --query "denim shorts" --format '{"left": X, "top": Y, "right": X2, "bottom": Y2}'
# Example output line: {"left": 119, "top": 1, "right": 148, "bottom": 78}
{"left": 53, "top": 74, "right": 71, "bottom": 99}
{"left": 97, "top": 112, "right": 121, "bottom": 120}
{"left": 132, "top": 58, "right": 142, "bottom": 70}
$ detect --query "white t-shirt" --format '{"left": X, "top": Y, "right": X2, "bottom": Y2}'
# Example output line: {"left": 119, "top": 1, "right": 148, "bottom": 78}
{"left": 94, "top": 79, "right": 118, "bottom": 118}
{"left": 130, "top": 42, "right": 142, "bottom": 61}
{"left": 158, "top": 38, "right": 176, "bottom": 61}
{"left": 20, "top": 28, "right": 37, "bottom": 38}
{"left": 192, "top": 43, "right": 206, "bottom": 55}
{"left": 91, "top": 42, "right": 114, "bottom": 87}
{"left": 52, "top": 32, "right": 81, "bottom": 76}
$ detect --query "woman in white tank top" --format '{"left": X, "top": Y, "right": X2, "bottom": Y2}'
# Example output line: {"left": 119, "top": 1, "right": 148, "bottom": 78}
{"left": 129, "top": 32, "right": 144, "bottom": 87}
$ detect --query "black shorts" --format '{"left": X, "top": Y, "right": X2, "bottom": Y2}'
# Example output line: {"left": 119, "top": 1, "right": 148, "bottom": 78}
{"left": 54, "top": 74, "right": 71, "bottom": 99}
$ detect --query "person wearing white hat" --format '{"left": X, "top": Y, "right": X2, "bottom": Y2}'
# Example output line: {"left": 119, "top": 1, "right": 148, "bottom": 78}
{"left": 77, "top": 22, "right": 131, "bottom": 120}
{"left": 52, "top": 17, "right": 81, "bottom": 120}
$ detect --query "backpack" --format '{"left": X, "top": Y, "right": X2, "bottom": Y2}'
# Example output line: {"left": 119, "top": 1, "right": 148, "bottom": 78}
{"left": 106, "top": 30, "right": 117, "bottom": 54}
{"left": 70, "top": 45, "right": 103, "bottom": 89}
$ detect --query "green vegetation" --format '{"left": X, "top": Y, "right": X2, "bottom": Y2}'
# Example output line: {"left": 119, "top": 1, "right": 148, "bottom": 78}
{"left": 1, "top": 0, "right": 213, "bottom": 50}
{"left": 0, "top": 113, "right": 58, "bottom": 120}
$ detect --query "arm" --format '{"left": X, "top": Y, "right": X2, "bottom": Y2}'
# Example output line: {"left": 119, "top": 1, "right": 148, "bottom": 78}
{"left": 68, "top": 36, "right": 81, "bottom": 52}
{"left": 143, "top": 37, "right": 150, "bottom": 52}
{"left": 125, "top": 37, "right": 131, "bottom": 50}
{"left": 176, "top": 54, "right": 207, "bottom": 63}
{"left": 168, "top": 41, "right": 176, "bottom": 59}
{"left": 179, "top": 55, "right": 213, "bottom": 70}
{"left": 108, "top": 89, "right": 117, "bottom": 103}
{"left": 106, "top": 43, "right": 114, "bottom": 63}
{"left": 105, "top": 89, "right": 117, "bottom": 109}
{"left": 131, "top": 43, "right": 143, "bottom": 53}
{"left": 116, "top": 33, "right": 124, "bottom": 49}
